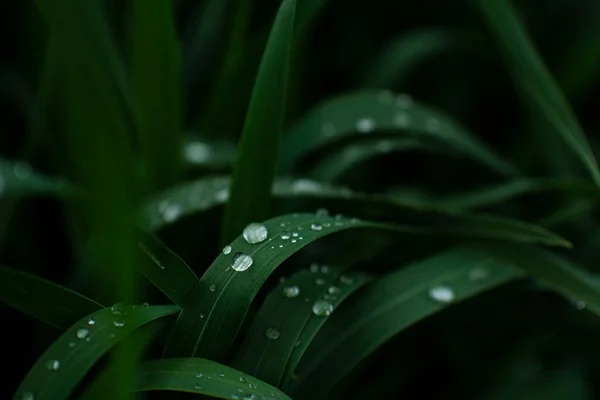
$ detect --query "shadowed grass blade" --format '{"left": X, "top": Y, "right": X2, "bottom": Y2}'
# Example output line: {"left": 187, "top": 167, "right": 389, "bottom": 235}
{"left": 132, "top": 0, "right": 182, "bottom": 192}
{"left": 138, "top": 233, "right": 200, "bottom": 307}
{"left": 0, "top": 267, "right": 102, "bottom": 329}
{"left": 133, "top": 358, "right": 292, "bottom": 399}
{"left": 0, "top": 158, "right": 70, "bottom": 197}
{"left": 14, "top": 304, "right": 179, "bottom": 400}
{"left": 221, "top": 0, "right": 296, "bottom": 245}
{"left": 279, "top": 91, "right": 517, "bottom": 176}
{"left": 233, "top": 265, "right": 370, "bottom": 387}
{"left": 477, "top": 0, "right": 600, "bottom": 185}
{"left": 290, "top": 248, "right": 525, "bottom": 397}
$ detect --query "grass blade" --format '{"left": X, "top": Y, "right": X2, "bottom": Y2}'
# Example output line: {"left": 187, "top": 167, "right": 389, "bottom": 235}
{"left": 14, "top": 304, "right": 179, "bottom": 400}
{"left": 132, "top": 0, "right": 182, "bottom": 192}
{"left": 221, "top": 0, "right": 296, "bottom": 245}
{"left": 290, "top": 248, "right": 525, "bottom": 397}
{"left": 133, "top": 358, "right": 292, "bottom": 399}
{"left": 232, "top": 265, "right": 370, "bottom": 387}
{"left": 0, "top": 267, "right": 102, "bottom": 329}
{"left": 137, "top": 232, "right": 200, "bottom": 307}
{"left": 0, "top": 158, "right": 70, "bottom": 197}
{"left": 476, "top": 0, "right": 600, "bottom": 185}
{"left": 278, "top": 91, "right": 518, "bottom": 176}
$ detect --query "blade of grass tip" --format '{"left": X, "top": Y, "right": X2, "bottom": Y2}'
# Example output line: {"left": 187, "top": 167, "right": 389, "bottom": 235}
{"left": 290, "top": 248, "right": 525, "bottom": 397}
{"left": 476, "top": 0, "right": 600, "bottom": 185}
{"left": 0, "top": 267, "right": 103, "bottom": 329}
{"left": 137, "top": 232, "right": 200, "bottom": 307}
{"left": 278, "top": 91, "right": 518, "bottom": 176}
{"left": 0, "top": 157, "right": 71, "bottom": 197}
{"left": 132, "top": 0, "right": 182, "bottom": 192}
{"left": 14, "top": 304, "right": 179, "bottom": 400}
{"left": 232, "top": 264, "right": 370, "bottom": 387}
{"left": 220, "top": 0, "right": 296, "bottom": 245}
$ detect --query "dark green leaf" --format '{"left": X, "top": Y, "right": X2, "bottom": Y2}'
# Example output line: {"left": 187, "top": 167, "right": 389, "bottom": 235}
{"left": 0, "top": 267, "right": 102, "bottom": 329}
{"left": 15, "top": 304, "right": 179, "bottom": 400}
{"left": 221, "top": 0, "right": 296, "bottom": 244}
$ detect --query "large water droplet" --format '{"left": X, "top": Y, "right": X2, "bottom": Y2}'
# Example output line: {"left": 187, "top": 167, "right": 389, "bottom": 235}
{"left": 283, "top": 286, "right": 300, "bottom": 298}
{"left": 76, "top": 328, "right": 89, "bottom": 339}
{"left": 46, "top": 360, "right": 60, "bottom": 371}
{"left": 231, "top": 252, "right": 253, "bottom": 272}
{"left": 292, "top": 232, "right": 299, "bottom": 237}
{"left": 428, "top": 286, "right": 455, "bottom": 304}
{"left": 113, "top": 319, "right": 125, "bottom": 328}
{"left": 242, "top": 223, "right": 268, "bottom": 244}
{"left": 222, "top": 245, "right": 232, "bottom": 255}
{"left": 310, "top": 223, "right": 323, "bottom": 231}
{"left": 312, "top": 300, "right": 333, "bottom": 317}
{"left": 265, "top": 328, "right": 281, "bottom": 340}
{"left": 21, "top": 392, "right": 35, "bottom": 400}
{"left": 356, "top": 118, "right": 375, "bottom": 133}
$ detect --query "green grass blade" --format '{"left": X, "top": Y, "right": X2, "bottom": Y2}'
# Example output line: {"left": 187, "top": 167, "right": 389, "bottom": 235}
{"left": 0, "top": 267, "right": 102, "bottom": 329}
{"left": 232, "top": 265, "right": 370, "bottom": 387}
{"left": 278, "top": 91, "right": 518, "bottom": 176}
{"left": 221, "top": 0, "right": 296, "bottom": 245}
{"left": 132, "top": 0, "right": 182, "bottom": 192}
{"left": 476, "top": 0, "right": 600, "bottom": 185}
{"left": 138, "top": 232, "right": 200, "bottom": 307}
{"left": 133, "top": 358, "right": 292, "bottom": 399}
{"left": 290, "top": 248, "right": 525, "bottom": 397}
{"left": 14, "top": 304, "right": 179, "bottom": 400}
{"left": 0, "top": 158, "right": 70, "bottom": 197}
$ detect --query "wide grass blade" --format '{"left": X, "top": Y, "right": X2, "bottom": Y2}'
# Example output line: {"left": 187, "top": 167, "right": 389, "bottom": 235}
{"left": 233, "top": 265, "right": 370, "bottom": 387}
{"left": 14, "top": 304, "right": 179, "bottom": 400}
{"left": 221, "top": 0, "right": 296, "bottom": 245}
{"left": 290, "top": 248, "right": 525, "bottom": 397}
{"left": 0, "top": 158, "right": 70, "bottom": 197}
{"left": 0, "top": 267, "right": 102, "bottom": 329}
{"left": 278, "top": 91, "right": 517, "bottom": 175}
{"left": 132, "top": 0, "right": 182, "bottom": 192}
{"left": 477, "top": 0, "right": 600, "bottom": 185}
{"left": 138, "top": 232, "right": 200, "bottom": 307}
{"left": 133, "top": 358, "right": 292, "bottom": 399}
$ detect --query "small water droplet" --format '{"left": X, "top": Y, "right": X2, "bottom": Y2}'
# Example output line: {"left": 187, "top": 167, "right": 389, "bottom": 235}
{"left": 248, "top": 383, "right": 257, "bottom": 389}
{"left": 21, "top": 393, "right": 35, "bottom": 400}
{"left": 312, "top": 300, "right": 334, "bottom": 317}
{"left": 575, "top": 300, "right": 586, "bottom": 310}
{"left": 322, "top": 222, "right": 331, "bottom": 228}
{"left": 231, "top": 252, "right": 253, "bottom": 272}
{"left": 429, "top": 286, "right": 455, "bottom": 304}
{"left": 468, "top": 267, "right": 489, "bottom": 281}
{"left": 194, "top": 384, "right": 203, "bottom": 390}
{"left": 142, "top": 302, "right": 150, "bottom": 307}
{"left": 298, "top": 236, "right": 303, "bottom": 240}
{"left": 215, "top": 188, "right": 229, "bottom": 202}
{"left": 185, "top": 141, "right": 212, "bottom": 163}
{"left": 196, "top": 372, "right": 203, "bottom": 378}
{"left": 239, "top": 375, "right": 249, "bottom": 383}
{"left": 163, "top": 204, "right": 182, "bottom": 222}
{"left": 395, "top": 93, "right": 413, "bottom": 108}
{"left": 76, "top": 328, "right": 89, "bottom": 339}
{"left": 278, "top": 244, "right": 284, "bottom": 248}
{"left": 280, "top": 232, "right": 290, "bottom": 240}
{"left": 243, "top": 223, "right": 268, "bottom": 244}
{"left": 316, "top": 208, "right": 329, "bottom": 217}
{"left": 46, "top": 360, "right": 60, "bottom": 371}
{"left": 111, "top": 304, "right": 123, "bottom": 315}
{"left": 223, "top": 245, "right": 232, "bottom": 255}
{"left": 279, "top": 222, "right": 287, "bottom": 228}
{"left": 209, "top": 284, "right": 216, "bottom": 292}
{"left": 340, "top": 276, "right": 354, "bottom": 285}
{"left": 88, "top": 318, "right": 96, "bottom": 325}
{"left": 297, "top": 226, "right": 303, "bottom": 230}
{"left": 292, "top": 232, "right": 299, "bottom": 237}
{"left": 243, "top": 394, "right": 256, "bottom": 400}
{"left": 320, "top": 265, "right": 329, "bottom": 274}
{"left": 310, "top": 223, "right": 323, "bottom": 231}
{"left": 85, "top": 337, "right": 91, "bottom": 342}
{"left": 265, "top": 328, "right": 281, "bottom": 340}
{"left": 328, "top": 286, "right": 340, "bottom": 295}
{"left": 283, "top": 286, "right": 300, "bottom": 298}
{"left": 310, "top": 263, "right": 319, "bottom": 273}
{"left": 200, "top": 313, "right": 205, "bottom": 319}
{"left": 113, "top": 319, "right": 125, "bottom": 328}
{"left": 218, "top": 372, "right": 225, "bottom": 378}
{"left": 316, "top": 278, "right": 325, "bottom": 285}
{"left": 321, "top": 122, "right": 336, "bottom": 137}
{"left": 356, "top": 118, "right": 375, "bottom": 133}
{"left": 68, "top": 342, "right": 76, "bottom": 348}
{"left": 291, "top": 239, "right": 297, "bottom": 243}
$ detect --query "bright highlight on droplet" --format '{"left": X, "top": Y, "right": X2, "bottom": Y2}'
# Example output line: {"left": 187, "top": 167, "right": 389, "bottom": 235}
{"left": 356, "top": 118, "right": 375, "bottom": 133}
{"left": 222, "top": 245, "right": 232, "bottom": 255}
{"left": 231, "top": 252, "right": 253, "bottom": 272}
{"left": 46, "top": 360, "right": 60, "bottom": 371}
{"left": 242, "top": 223, "right": 268, "bottom": 244}
{"left": 312, "top": 300, "right": 333, "bottom": 317}
{"left": 283, "top": 286, "right": 300, "bottom": 298}
{"left": 428, "top": 286, "right": 455, "bottom": 304}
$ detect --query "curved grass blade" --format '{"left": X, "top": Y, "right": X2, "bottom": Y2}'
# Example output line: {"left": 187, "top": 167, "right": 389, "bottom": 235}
{"left": 138, "top": 232, "right": 200, "bottom": 307}
{"left": 0, "top": 267, "right": 102, "bottom": 329}
{"left": 0, "top": 158, "right": 70, "bottom": 197}
{"left": 476, "top": 0, "right": 600, "bottom": 185}
{"left": 14, "top": 304, "right": 179, "bottom": 400}
{"left": 289, "top": 248, "right": 525, "bottom": 397}
{"left": 278, "top": 91, "right": 518, "bottom": 176}
{"left": 132, "top": 358, "right": 292, "bottom": 400}
{"left": 232, "top": 265, "right": 370, "bottom": 386}
{"left": 366, "top": 28, "right": 454, "bottom": 88}
{"left": 132, "top": 0, "right": 182, "bottom": 192}
{"left": 221, "top": 0, "right": 296, "bottom": 245}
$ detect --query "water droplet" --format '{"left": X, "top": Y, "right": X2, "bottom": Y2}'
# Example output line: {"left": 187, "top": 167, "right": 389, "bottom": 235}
{"left": 291, "top": 239, "right": 297, "bottom": 243}
{"left": 350, "top": 217, "right": 361, "bottom": 224}
{"left": 85, "top": 337, "right": 91, "bottom": 342}
{"left": 14, "top": 162, "right": 32, "bottom": 179}
{"left": 248, "top": 383, "right": 257, "bottom": 389}
{"left": 185, "top": 141, "right": 212, "bottom": 163}
{"left": 310, "top": 263, "right": 319, "bottom": 273}
{"left": 209, "top": 284, "right": 216, "bottom": 292}
{"left": 378, "top": 90, "right": 394, "bottom": 104}
{"left": 68, "top": 342, "right": 76, "bottom": 348}
{"left": 278, "top": 244, "right": 284, "bottom": 248}
{"left": 322, "top": 222, "right": 331, "bottom": 228}
{"left": 297, "top": 226, "right": 303, "bottom": 230}
{"left": 21, "top": 393, "right": 35, "bottom": 400}
{"left": 429, "top": 286, "right": 455, "bottom": 304}
{"left": 394, "top": 112, "right": 411, "bottom": 127}
{"left": 46, "top": 360, "right": 60, "bottom": 371}
{"left": 265, "top": 328, "right": 281, "bottom": 340}
{"left": 223, "top": 245, "right": 232, "bottom": 255}
{"left": 395, "top": 93, "right": 413, "bottom": 108}
{"left": 468, "top": 267, "right": 489, "bottom": 281}
{"left": 280, "top": 232, "right": 291, "bottom": 240}
{"left": 356, "top": 118, "right": 375, "bottom": 133}
{"left": 111, "top": 304, "right": 123, "bottom": 315}
{"left": 163, "top": 204, "right": 182, "bottom": 222}
{"left": 298, "top": 236, "right": 303, "bottom": 240}
{"left": 425, "top": 118, "right": 440, "bottom": 132}
{"left": 340, "top": 275, "right": 354, "bottom": 285}
{"left": 196, "top": 372, "right": 203, "bottom": 378}
{"left": 316, "top": 278, "right": 325, "bottom": 285}
{"left": 239, "top": 375, "right": 249, "bottom": 383}
{"left": 283, "top": 286, "right": 300, "bottom": 298}
{"left": 194, "top": 384, "right": 203, "bottom": 390}
{"left": 199, "top": 313, "right": 205, "bottom": 319}
{"left": 575, "top": 300, "right": 586, "bottom": 310}
{"left": 328, "top": 286, "right": 340, "bottom": 295}
{"left": 242, "top": 394, "right": 256, "bottom": 400}
{"left": 76, "top": 328, "right": 89, "bottom": 339}
{"left": 316, "top": 208, "right": 329, "bottom": 217}
{"left": 231, "top": 252, "right": 253, "bottom": 272}
{"left": 321, "top": 122, "right": 336, "bottom": 137}
{"left": 113, "top": 319, "right": 125, "bottom": 328}
{"left": 215, "top": 188, "right": 229, "bottom": 202}
{"left": 218, "top": 372, "right": 225, "bottom": 378}
{"left": 310, "top": 223, "right": 322, "bottom": 231}
{"left": 87, "top": 318, "right": 96, "bottom": 325}
{"left": 312, "top": 300, "right": 333, "bottom": 317}
{"left": 320, "top": 265, "right": 329, "bottom": 274}
{"left": 243, "top": 223, "right": 268, "bottom": 244}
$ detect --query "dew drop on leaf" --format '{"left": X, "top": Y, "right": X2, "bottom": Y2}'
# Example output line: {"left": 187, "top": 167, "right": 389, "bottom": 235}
{"left": 68, "top": 342, "right": 76, "bottom": 348}
{"left": 310, "top": 223, "right": 322, "bottom": 231}
{"left": 194, "top": 384, "right": 203, "bottom": 390}
{"left": 46, "top": 360, "right": 60, "bottom": 371}
{"left": 265, "top": 328, "right": 281, "bottom": 340}
{"left": 163, "top": 204, "right": 182, "bottom": 222}
{"left": 209, "top": 284, "right": 216, "bottom": 292}
{"left": 242, "top": 223, "right": 268, "bottom": 244}
{"left": 292, "top": 232, "right": 299, "bottom": 237}
{"left": 76, "top": 328, "right": 89, "bottom": 339}
{"left": 218, "top": 372, "right": 225, "bottom": 378}
{"left": 283, "top": 286, "right": 300, "bottom": 298}
{"left": 356, "top": 118, "right": 375, "bottom": 133}
{"left": 280, "top": 232, "right": 290, "bottom": 240}
{"left": 111, "top": 304, "right": 123, "bottom": 315}
{"left": 309, "top": 263, "right": 319, "bottom": 273}
{"left": 428, "top": 286, "right": 455, "bottom": 304}
{"left": 113, "top": 320, "right": 125, "bottom": 328}
{"left": 222, "top": 245, "right": 232, "bottom": 255}
{"left": 231, "top": 252, "right": 253, "bottom": 272}
{"left": 185, "top": 141, "right": 211, "bottom": 163}
{"left": 87, "top": 318, "right": 96, "bottom": 325}
{"left": 312, "top": 300, "right": 334, "bottom": 317}
{"left": 196, "top": 372, "right": 203, "bottom": 378}
{"left": 328, "top": 286, "right": 340, "bottom": 295}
